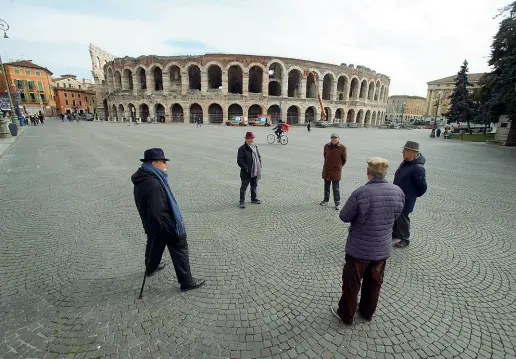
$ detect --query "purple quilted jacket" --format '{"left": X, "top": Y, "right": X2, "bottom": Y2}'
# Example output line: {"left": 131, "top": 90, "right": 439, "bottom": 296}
{"left": 339, "top": 178, "right": 405, "bottom": 261}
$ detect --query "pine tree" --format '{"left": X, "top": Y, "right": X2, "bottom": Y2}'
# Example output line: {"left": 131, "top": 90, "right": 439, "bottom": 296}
{"left": 445, "top": 60, "right": 476, "bottom": 131}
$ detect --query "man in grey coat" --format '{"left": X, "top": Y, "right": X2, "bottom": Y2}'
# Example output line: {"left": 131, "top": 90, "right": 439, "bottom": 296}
{"left": 332, "top": 157, "right": 405, "bottom": 325}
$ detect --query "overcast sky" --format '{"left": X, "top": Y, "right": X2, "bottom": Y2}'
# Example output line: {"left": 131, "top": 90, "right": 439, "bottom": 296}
{"left": 1, "top": 0, "right": 509, "bottom": 97}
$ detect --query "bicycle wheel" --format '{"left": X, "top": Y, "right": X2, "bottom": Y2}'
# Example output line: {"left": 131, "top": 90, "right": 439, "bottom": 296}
{"left": 280, "top": 135, "right": 288, "bottom": 145}
{"left": 267, "top": 134, "right": 276, "bottom": 144}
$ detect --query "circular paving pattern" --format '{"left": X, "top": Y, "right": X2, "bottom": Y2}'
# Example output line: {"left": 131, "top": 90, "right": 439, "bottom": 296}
{"left": 0, "top": 120, "right": 515, "bottom": 359}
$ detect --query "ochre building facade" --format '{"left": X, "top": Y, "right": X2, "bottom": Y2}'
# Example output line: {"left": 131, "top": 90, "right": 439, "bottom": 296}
{"left": 90, "top": 46, "right": 390, "bottom": 125}
{"left": 386, "top": 95, "right": 426, "bottom": 121}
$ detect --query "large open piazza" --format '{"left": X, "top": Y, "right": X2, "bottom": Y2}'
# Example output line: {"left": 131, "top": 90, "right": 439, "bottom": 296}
{"left": 1, "top": 121, "right": 515, "bottom": 359}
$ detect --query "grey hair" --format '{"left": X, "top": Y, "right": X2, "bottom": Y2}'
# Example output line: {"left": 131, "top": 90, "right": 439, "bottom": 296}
{"left": 369, "top": 169, "right": 386, "bottom": 178}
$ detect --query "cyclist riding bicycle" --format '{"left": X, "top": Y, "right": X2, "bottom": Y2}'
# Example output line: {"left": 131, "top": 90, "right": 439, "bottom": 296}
{"left": 273, "top": 120, "right": 284, "bottom": 140}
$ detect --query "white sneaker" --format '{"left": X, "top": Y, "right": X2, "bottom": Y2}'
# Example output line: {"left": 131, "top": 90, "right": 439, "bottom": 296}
{"left": 320, "top": 201, "right": 329, "bottom": 206}
{"left": 335, "top": 204, "right": 341, "bottom": 210}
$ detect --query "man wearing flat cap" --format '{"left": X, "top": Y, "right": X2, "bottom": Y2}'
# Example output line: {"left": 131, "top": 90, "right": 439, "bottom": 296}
{"left": 392, "top": 141, "right": 427, "bottom": 248}
{"left": 131, "top": 148, "right": 205, "bottom": 291}
{"left": 321, "top": 133, "right": 347, "bottom": 210}
{"left": 332, "top": 157, "right": 405, "bottom": 325}
{"left": 237, "top": 132, "right": 262, "bottom": 209}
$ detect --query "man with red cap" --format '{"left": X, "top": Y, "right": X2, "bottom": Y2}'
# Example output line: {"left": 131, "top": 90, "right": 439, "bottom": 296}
{"left": 237, "top": 132, "right": 262, "bottom": 208}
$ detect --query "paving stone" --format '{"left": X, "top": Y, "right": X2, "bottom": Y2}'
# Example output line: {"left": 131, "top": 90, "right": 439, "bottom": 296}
{"left": 1, "top": 121, "right": 516, "bottom": 358}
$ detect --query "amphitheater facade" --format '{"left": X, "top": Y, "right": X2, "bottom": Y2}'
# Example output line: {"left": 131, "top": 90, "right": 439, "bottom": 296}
{"left": 91, "top": 46, "right": 390, "bottom": 126}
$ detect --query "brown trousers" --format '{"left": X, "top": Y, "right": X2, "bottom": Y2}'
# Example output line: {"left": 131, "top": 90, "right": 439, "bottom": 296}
{"left": 337, "top": 254, "right": 387, "bottom": 324}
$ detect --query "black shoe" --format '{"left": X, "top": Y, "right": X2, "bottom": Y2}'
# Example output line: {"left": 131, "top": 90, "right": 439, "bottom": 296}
{"left": 239, "top": 202, "right": 245, "bottom": 209}
{"left": 146, "top": 262, "right": 166, "bottom": 277}
{"left": 251, "top": 199, "right": 261, "bottom": 204}
{"left": 180, "top": 279, "right": 205, "bottom": 292}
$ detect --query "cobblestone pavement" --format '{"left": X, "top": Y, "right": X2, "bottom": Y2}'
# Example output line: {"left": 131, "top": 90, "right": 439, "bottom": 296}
{"left": 1, "top": 120, "right": 515, "bottom": 359}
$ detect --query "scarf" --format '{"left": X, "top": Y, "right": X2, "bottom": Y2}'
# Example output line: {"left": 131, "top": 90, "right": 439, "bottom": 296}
{"left": 248, "top": 143, "right": 261, "bottom": 180}
{"left": 141, "top": 163, "right": 186, "bottom": 237}
{"left": 329, "top": 142, "right": 340, "bottom": 149}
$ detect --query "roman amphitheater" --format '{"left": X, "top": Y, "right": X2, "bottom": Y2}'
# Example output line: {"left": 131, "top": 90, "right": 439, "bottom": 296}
{"left": 89, "top": 44, "right": 390, "bottom": 125}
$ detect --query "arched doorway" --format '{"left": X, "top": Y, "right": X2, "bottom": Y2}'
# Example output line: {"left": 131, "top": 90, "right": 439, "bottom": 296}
{"left": 305, "top": 107, "right": 316, "bottom": 123}
{"left": 118, "top": 104, "right": 124, "bottom": 120}
{"left": 372, "top": 111, "right": 377, "bottom": 126}
{"left": 359, "top": 80, "right": 368, "bottom": 99}
{"left": 139, "top": 103, "right": 149, "bottom": 122}
{"left": 103, "top": 99, "right": 108, "bottom": 120}
{"left": 128, "top": 103, "right": 136, "bottom": 120}
{"left": 268, "top": 62, "right": 283, "bottom": 96}
{"left": 153, "top": 67, "right": 163, "bottom": 91}
{"left": 114, "top": 71, "right": 122, "bottom": 91}
{"left": 112, "top": 104, "right": 117, "bottom": 120}
{"left": 356, "top": 109, "right": 364, "bottom": 125}
{"left": 248, "top": 66, "right": 263, "bottom": 93}
{"left": 169, "top": 66, "right": 181, "bottom": 91}
{"left": 306, "top": 72, "right": 317, "bottom": 98}
{"left": 335, "top": 108, "right": 343, "bottom": 121}
{"left": 346, "top": 109, "right": 355, "bottom": 123}
{"left": 324, "top": 107, "right": 332, "bottom": 121}
{"left": 208, "top": 103, "right": 223, "bottom": 124}
{"left": 287, "top": 106, "right": 299, "bottom": 124}
{"left": 337, "top": 76, "right": 348, "bottom": 101}
{"left": 228, "top": 65, "right": 243, "bottom": 94}
{"left": 155, "top": 103, "right": 165, "bottom": 123}
{"left": 188, "top": 65, "right": 201, "bottom": 91}
{"left": 349, "top": 78, "right": 359, "bottom": 100}
{"left": 364, "top": 110, "right": 371, "bottom": 127}
{"left": 288, "top": 69, "right": 302, "bottom": 98}
{"left": 248, "top": 104, "right": 262, "bottom": 121}
{"left": 208, "top": 65, "right": 222, "bottom": 90}
{"left": 189, "top": 103, "right": 203, "bottom": 123}
{"left": 322, "top": 74, "right": 333, "bottom": 100}
{"left": 123, "top": 69, "right": 133, "bottom": 91}
{"left": 171, "top": 104, "right": 184, "bottom": 123}
{"left": 267, "top": 105, "right": 281, "bottom": 123}
{"left": 137, "top": 68, "right": 146, "bottom": 90}
{"left": 228, "top": 103, "right": 243, "bottom": 119}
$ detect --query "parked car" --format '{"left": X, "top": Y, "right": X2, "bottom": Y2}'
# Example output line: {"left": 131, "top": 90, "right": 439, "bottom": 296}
{"left": 314, "top": 121, "right": 331, "bottom": 128}
{"left": 249, "top": 115, "right": 271, "bottom": 127}
{"left": 225, "top": 116, "right": 248, "bottom": 126}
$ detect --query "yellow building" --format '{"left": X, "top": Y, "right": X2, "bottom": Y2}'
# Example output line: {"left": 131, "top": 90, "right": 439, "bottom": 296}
{"left": 425, "top": 73, "right": 484, "bottom": 118}
{"left": 387, "top": 95, "right": 426, "bottom": 121}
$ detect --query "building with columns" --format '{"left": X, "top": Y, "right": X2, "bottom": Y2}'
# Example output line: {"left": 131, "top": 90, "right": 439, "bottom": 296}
{"left": 386, "top": 95, "right": 426, "bottom": 122}
{"left": 90, "top": 47, "right": 390, "bottom": 125}
{"left": 425, "top": 73, "right": 484, "bottom": 118}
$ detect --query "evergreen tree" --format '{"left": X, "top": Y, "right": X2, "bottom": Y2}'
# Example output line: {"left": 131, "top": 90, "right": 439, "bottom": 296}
{"left": 445, "top": 60, "right": 475, "bottom": 131}
{"left": 478, "top": 2, "right": 516, "bottom": 122}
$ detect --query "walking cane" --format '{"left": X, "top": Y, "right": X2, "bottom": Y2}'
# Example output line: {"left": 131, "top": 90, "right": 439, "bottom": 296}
{"left": 138, "top": 236, "right": 155, "bottom": 299}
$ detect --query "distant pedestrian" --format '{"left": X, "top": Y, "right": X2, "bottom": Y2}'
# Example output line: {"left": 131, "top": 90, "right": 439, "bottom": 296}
{"left": 320, "top": 133, "right": 347, "bottom": 210}
{"left": 131, "top": 148, "right": 205, "bottom": 292}
{"left": 307, "top": 120, "right": 311, "bottom": 132}
{"left": 436, "top": 128, "right": 441, "bottom": 137}
{"left": 39, "top": 111, "right": 45, "bottom": 125}
{"left": 332, "top": 157, "right": 405, "bottom": 325}
{"left": 197, "top": 117, "right": 202, "bottom": 127}
{"left": 392, "top": 141, "right": 427, "bottom": 248}
{"left": 237, "top": 132, "right": 262, "bottom": 209}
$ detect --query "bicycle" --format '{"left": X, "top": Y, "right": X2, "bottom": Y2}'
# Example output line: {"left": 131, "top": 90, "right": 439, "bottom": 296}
{"left": 267, "top": 133, "right": 288, "bottom": 145}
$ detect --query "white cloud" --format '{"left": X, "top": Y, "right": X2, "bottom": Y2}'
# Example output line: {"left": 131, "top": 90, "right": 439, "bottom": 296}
{"left": 1, "top": 0, "right": 508, "bottom": 96}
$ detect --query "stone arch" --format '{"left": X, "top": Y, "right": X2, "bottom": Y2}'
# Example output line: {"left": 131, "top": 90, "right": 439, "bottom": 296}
{"left": 207, "top": 63, "right": 222, "bottom": 90}
{"left": 380, "top": 86, "right": 385, "bottom": 103}
{"left": 189, "top": 103, "right": 203, "bottom": 123}
{"left": 356, "top": 109, "right": 364, "bottom": 124}
{"left": 151, "top": 65, "right": 163, "bottom": 91}
{"left": 375, "top": 80, "right": 381, "bottom": 101}
{"left": 227, "top": 62, "right": 244, "bottom": 94}
{"left": 305, "top": 106, "right": 317, "bottom": 123}
{"left": 248, "top": 104, "right": 262, "bottom": 121}
{"left": 324, "top": 107, "right": 332, "bottom": 121}
{"left": 128, "top": 103, "right": 136, "bottom": 120}
{"left": 123, "top": 68, "right": 133, "bottom": 90}
{"left": 155, "top": 103, "right": 165, "bottom": 122}
{"left": 359, "top": 79, "right": 368, "bottom": 100}
{"left": 103, "top": 99, "right": 108, "bottom": 119}
{"left": 267, "top": 104, "right": 281, "bottom": 123}
{"left": 288, "top": 68, "right": 302, "bottom": 98}
{"left": 208, "top": 103, "right": 224, "bottom": 124}
{"left": 346, "top": 109, "right": 356, "bottom": 123}
{"left": 364, "top": 110, "right": 371, "bottom": 126}
{"left": 287, "top": 105, "right": 300, "bottom": 124}
{"left": 111, "top": 104, "right": 117, "bottom": 119}
{"left": 188, "top": 64, "right": 201, "bottom": 91}
{"left": 248, "top": 65, "right": 263, "bottom": 93}
{"left": 228, "top": 103, "right": 243, "bottom": 119}
{"left": 268, "top": 61, "right": 285, "bottom": 97}
{"left": 349, "top": 77, "right": 359, "bottom": 100}
{"left": 322, "top": 72, "right": 335, "bottom": 101}
{"left": 114, "top": 71, "right": 122, "bottom": 91}
{"left": 136, "top": 67, "right": 146, "bottom": 90}
{"left": 139, "top": 103, "right": 149, "bottom": 122}
{"left": 306, "top": 72, "right": 317, "bottom": 99}
{"left": 335, "top": 108, "right": 344, "bottom": 121}
{"left": 171, "top": 103, "right": 184, "bottom": 123}
{"left": 166, "top": 64, "right": 182, "bottom": 91}
{"left": 372, "top": 111, "right": 377, "bottom": 125}
{"left": 107, "top": 68, "right": 114, "bottom": 92}
{"left": 367, "top": 81, "right": 375, "bottom": 100}
{"left": 118, "top": 104, "right": 124, "bottom": 119}
{"left": 337, "top": 75, "right": 349, "bottom": 101}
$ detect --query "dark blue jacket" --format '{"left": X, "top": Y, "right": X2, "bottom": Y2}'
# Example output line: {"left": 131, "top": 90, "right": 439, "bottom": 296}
{"left": 393, "top": 154, "right": 427, "bottom": 214}
{"left": 339, "top": 178, "right": 405, "bottom": 261}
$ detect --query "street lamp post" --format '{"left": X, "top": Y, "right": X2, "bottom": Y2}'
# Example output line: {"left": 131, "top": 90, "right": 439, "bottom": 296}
{"left": 430, "top": 91, "right": 442, "bottom": 138}
{"left": 0, "top": 18, "right": 15, "bottom": 138}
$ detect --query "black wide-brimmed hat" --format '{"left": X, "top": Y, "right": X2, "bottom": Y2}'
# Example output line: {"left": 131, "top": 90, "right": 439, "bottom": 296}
{"left": 140, "top": 148, "right": 169, "bottom": 162}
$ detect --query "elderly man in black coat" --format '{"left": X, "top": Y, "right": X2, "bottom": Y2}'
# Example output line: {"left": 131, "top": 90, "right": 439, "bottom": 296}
{"left": 131, "top": 148, "right": 205, "bottom": 291}
{"left": 237, "top": 132, "right": 262, "bottom": 209}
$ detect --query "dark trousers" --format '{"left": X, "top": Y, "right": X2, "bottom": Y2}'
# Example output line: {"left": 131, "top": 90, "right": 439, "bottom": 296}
{"left": 337, "top": 255, "right": 387, "bottom": 324}
{"left": 324, "top": 180, "right": 340, "bottom": 204}
{"left": 240, "top": 176, "right": 258, "bottom": 203}
{"left": 392, "top": 213, "right": 411, "bottom": 243}
{"left": 145, "top": 234, "right": 194, "bottom": 286}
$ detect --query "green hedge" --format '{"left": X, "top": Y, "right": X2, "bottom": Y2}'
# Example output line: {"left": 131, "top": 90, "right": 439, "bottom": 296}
{"left": 450, "top": 133, "right": 495, "bottom": 142}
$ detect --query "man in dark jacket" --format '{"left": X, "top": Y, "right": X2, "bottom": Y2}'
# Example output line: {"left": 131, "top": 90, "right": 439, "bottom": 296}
{"left": 131, "top": 148, "right": 205, "bottom": 291}
{"left": 392, "top": 141, "right": 427, "bottom": 248}
{"left": 321, "top": 133, "right": 347, "bottom": 210}
{"left": 332, "top": 157, "right": 405, "bottom": 325}
{"left": 237, "top": 132, "right": 262, "bottom": 209}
